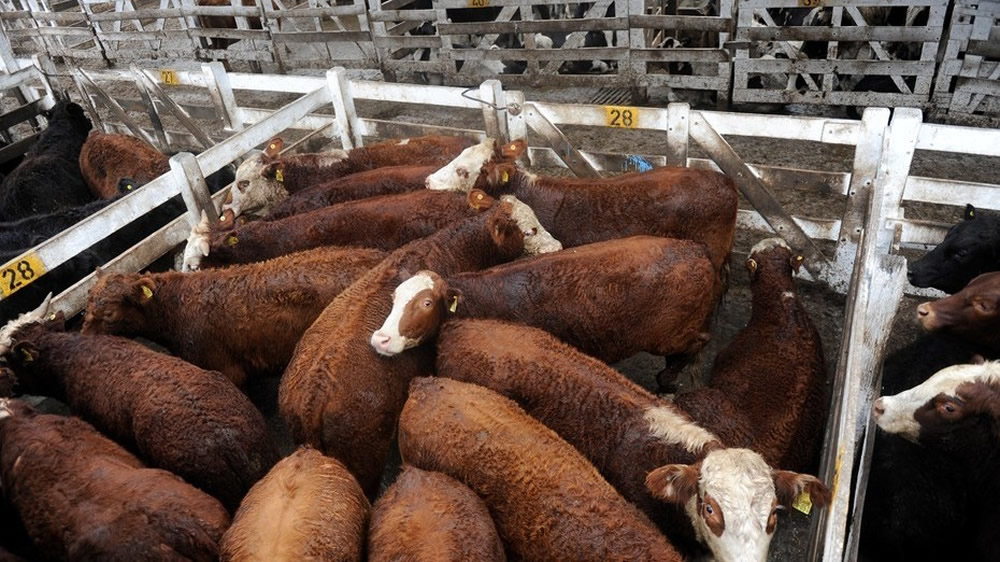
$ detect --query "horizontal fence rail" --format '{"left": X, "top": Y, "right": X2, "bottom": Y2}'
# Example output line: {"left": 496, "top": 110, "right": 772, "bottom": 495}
{"left": 2, "top": 0, "right": 999, "bottom": 121}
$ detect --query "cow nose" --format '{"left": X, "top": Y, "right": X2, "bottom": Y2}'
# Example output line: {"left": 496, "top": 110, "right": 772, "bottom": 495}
{"left": 916, "top": 303, "right": 930, "bottom": 317}
{"left": 371, "top": 331, "right": 392, "bottom": 350}
{"left": 424, "top": 177, "right": 432, "bottom": 189}
{"left": 872, "top": 398, "right": 885, "bottom": 420}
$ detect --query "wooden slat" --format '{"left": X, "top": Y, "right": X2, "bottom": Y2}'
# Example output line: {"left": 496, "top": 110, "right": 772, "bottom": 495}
{"left": 629, "top": 14, "right": 731, "bottom": 31}
{"left": 272, "top": 31, "right": 371, "bottom": 43}
{"left": 744, "top": 26, "right": 942, "bottom": 42}
{"left": 438, "top": 17, "right": 627, "bottom": 35}
{"left": 632, "top": 48, "right": 728, "bottom": 62}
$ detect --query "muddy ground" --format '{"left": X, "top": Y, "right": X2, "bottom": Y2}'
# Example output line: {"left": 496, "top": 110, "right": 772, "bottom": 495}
{"left": 23, "top": 70, "right": 999, "bottom": 561}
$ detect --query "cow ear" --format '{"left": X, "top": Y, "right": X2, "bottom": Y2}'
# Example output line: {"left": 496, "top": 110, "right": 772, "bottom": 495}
{"left": 646, "top": 464, "right": 700, "bottom": 505}
{"left": 965, "top": 204, "right": 977, "bottom": 221}
{"left": 445, "top": 287, "right": 462, "bottom": 314}
{"left": 773, "top": 470, "right": 831, "bottom": 510}
{"left": 94, "top": 266, "right": 105, "bottom": 278}
{"left": 263, "top": 161, "right": 284, "bottom": 182}
{"left": 11, "top": 341, "right": 38, "bottom": 365}
{"left": 468, "top": 189, "right": 495, "bottom": 211}
{"left": 489, "top": 209, "right": 520, "bottom": 246}
{"left": 500, "top": 139, "right": 526, "bottom": 160}
{"left": 131, "top": 278, "right": 155, "bottom": 304}
{"left": 971, "top": 354, "right": 987, "bottom": 365}
{"left": 789, "top": 254, "right": 804, "bottom": 272}
{"left": 263, "top": 138, "right": 283, "bottom": 159}
{"left": 489, "top": 163, "right": 516, "bottom": 187}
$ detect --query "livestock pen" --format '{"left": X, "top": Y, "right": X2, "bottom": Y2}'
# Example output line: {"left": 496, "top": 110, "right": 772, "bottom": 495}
{"left": 0, "top": 60, "right": 998, "bottom": 561}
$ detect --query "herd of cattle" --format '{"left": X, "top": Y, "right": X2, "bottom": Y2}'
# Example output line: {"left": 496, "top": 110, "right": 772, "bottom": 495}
{"left": 0, "top": 102, "right": 996, "bottom": 561}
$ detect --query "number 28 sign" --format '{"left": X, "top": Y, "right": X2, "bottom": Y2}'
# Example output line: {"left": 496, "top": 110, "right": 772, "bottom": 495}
{"left": 0, "top": 252, "right": 46, "bottom": 299}
{"left": 604, "top": 106, "right": 639, "bottom": 128}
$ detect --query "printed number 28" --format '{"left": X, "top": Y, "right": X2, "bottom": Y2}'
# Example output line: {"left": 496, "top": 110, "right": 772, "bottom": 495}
{"left": 2, "top": 261, "right": 35, "bottom": 292}
{"left": 605, "top": 106, "right": 638, "bottom": 128}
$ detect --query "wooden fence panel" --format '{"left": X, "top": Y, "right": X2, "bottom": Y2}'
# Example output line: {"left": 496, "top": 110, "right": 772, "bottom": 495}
{"left": 265, "top": 0, "right": 376, "bottom": 69}
{"left": 932, "top": 0, "right": 1000, "bottom": 125}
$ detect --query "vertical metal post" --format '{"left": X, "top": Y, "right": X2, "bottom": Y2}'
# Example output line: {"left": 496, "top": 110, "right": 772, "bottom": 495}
{"left": 327, "top": 66, "right": 362, "bottom": 148}
{"left": 665, "top": 102, "right": 689, "bottom": 167}
{"left": 170, "top": 152, "right": 218, "bottom": 226}
{"left": 202, "top": 61, "right": 242, "bottom": 133}
{"left": 478, "top": 79, "right": 508, "bottom": 143}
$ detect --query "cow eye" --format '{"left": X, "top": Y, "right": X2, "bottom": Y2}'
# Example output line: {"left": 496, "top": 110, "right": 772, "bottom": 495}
{"left": 945, "top": 404, "right": 955, "bottom": 413}
{"left": 530, "top": 227, "right": 538, "bottom": 236}
{"left": 237, "top": 180, "right": 249, "bottom": 192}
{"left": 704, "top": 503, "right": 713, "bottom": 515}
{"left": 423, "top": 299, "right": 432, "bottom": 307}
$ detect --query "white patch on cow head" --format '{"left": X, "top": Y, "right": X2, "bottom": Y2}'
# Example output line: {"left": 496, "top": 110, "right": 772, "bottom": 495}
{"left": 500, "top": 195, "right": 562, "bottom": 255}
{"left": 222, "top": 150, "right": 289, "bottom": 218}
{"left": 749, "top": 237, "right": 790, "bottom": 259}
{"left": 781, "top": 291, "right": 795, "bottom": 301}
{"left": 643, "top": 405, "right": 718, "bottom": 454}
{"left": 425, "top": 139, "right": 494, "bottom": 192}
{"left": 874, "top": 362, "right": 1000, "bottom": 442}
{"left": 0, "top": 399, "right": 12, "bottom": 421}
{"left": 398, "top": 138, "right": 410, "bottom": 145}
{"left": 371, "top": 273, "right": 437, "bottom": 356}
{"left": 693, "top": 449, "right": 778, "bottom": 562}
{"left": 180, "top": 211, "right": 212, "bottom": 272}
{"left": 0, "top": 294, "right": 52, "bottom": 357}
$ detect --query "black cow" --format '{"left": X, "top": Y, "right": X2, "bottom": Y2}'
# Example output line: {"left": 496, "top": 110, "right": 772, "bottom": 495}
{"left": 0, "top": 101, "right": 94, "bottom": 221}
{"left": 908, "top": 204, "right": 1000, "bottom": 294}
{"left": 860, "top": 333, "right": 997, "bottom": 562}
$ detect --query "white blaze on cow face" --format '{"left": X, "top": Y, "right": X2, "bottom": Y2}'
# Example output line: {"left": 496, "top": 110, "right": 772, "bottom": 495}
{"left": 0, "top": 293, "right": 52, "bottom": 357}
{"left": 500, "top": 195, "right": 562, "bottom": 255}
{"left": 873, "top": 362, "right": 1000, "bottom": 442}
{"left": 371, "top": 273, "right": 437, "bottom": 356}
{"left": 425, "top": 139, "right": 494, "bottom": 192}
{"left": 222, "top": 150, "right": 288, "bottom": 218}
{"left": 689, "top": 450, "right": 779, "bottom": 562}
{"left": 180, "top": 210, "right": 212, "bottom": 272}
{"left": 0, "top": 399, "right": 11, "bottom": 421}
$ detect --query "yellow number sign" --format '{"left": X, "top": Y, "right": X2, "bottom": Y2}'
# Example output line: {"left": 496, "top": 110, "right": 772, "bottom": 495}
{"left": 0, "top": 252, "right": 47, "bottom": 299}
{"left": 604, "top": 106, "right": 639, "bottom": 128}
{"left": 798, "top": 0, "right": 822, "bottom": 7}
{"left": 160, "top": 69, "right": 180, "bottom": 85}
{"left": 468, "top": 0, "right": 490, "bottom": 7}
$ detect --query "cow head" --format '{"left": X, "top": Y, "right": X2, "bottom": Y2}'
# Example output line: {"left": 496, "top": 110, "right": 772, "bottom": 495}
{"left": 916, "top": 272, "right": 1000, "bottom": 352}
{"left": 425, "top": 138, "right": 526, "bottom": 192}
{"left": 371, "top": 270, "right": 452, "bottom": 356}
{"left": 873, "top": 360, "right": 1000, "bottom": 446}
{"left": 81, "top": 269, "right": 156, "bottom": 336}
{"left": 222, "top": 138, "right": 311, "bottom": 219}
{"left": 646, "top": 448, "right": 831, "bottom": 562}
{"left": 746, "top": 238, "right": 802, "bottom": 280}
{"left": 180, "top": 211, "right": 213, "bottom": 272}
{"left": 44, "top": 100, "right": 92, "bottom": 135}
{"left": 908, "top": 204, "right": 1000, "bottom": 294}
{"left": 0, "top": 293, "right": 54, "bottom": 357}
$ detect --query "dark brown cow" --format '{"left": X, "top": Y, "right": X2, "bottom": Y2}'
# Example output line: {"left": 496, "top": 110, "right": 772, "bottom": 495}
{"left": 188, "top": 190, "right": 497, "bottom": 270}
{"left": 1, "top": 305, "right": 278, "bottom": 511}
{"left": 368, "top": 465, "right": 505, "bottom": 562}
{"left": 82, "top": 246, "right": 386, "bottom": 386}
{"left": 224, "top": 135, "right": 478, "bottom": 218}
{"left": 435, "top": 318, "right": 831, "bottom": 561}
{"left": 427, "top": 151, "right": 738, "bottom": 275}
{"left": 78, "top": 132, "right": 169, "bottom": 199}
{"left": 399, "top": 376, "right": 683, "bottom": 561}
{"left": 917, "top": 271, "right": 1000, "bottom": 354}
{"left": 220, "top": 447, "right": 370, "bottom": 562}
{"left": 372, "top": 236, "right": 715, "bottom": 364}
{"left": 675, "top": 238, "right": 828, "bottom": 472}
{"left": 278, "top": 198, "right": 554, "bottom": 498}
{"left": 0, "top": 399, "right": 229, "bottom": 560}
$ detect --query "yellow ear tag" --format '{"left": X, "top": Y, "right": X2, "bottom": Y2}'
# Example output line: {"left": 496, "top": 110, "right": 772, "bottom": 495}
{"left": 501, "top": 171, "right": 509, "bottom": 184}
{"left": 796, "top": 256, "right": 804, "bottom": 262}
{"left": 48, "top": 313, "right": 56, "bottom": 321}
{"left": 510, "top": 143, "right": 517, "bottom": 150}
{"left": 21, "top": 348, "right": 34, "bottom": 363}
{"left": 275, "top": 169, "right": 284, "bottom": 183}
{"left": 269, "top": 143, "right": 277, "bottom": 150}
{"left": 219, "top": 214, "right": 227, "bottom": 221}
{"left": 970, "top": 210, "right": 975, "bottom": 217}
{"left": 126, "top": 184, "right": 133, "bottom": 191}
{"left": 448, "top": 296, "right": 458, "bottom": 313}
{"left": 226, "top": 235, "right": 239, "bottom": 246}
{"left": 141, "top": 285, "right": 153, "bottom": 300}
{"left": 792, "top": 491, "right": 813, "bottom": 515}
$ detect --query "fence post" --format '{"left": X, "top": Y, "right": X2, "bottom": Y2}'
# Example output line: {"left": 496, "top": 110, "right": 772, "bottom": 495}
{"left": 478, "top": 79, "right": 508, "bottom": 143}
{"left": 202, "top": 61, "right": 242, "bottom": 133}
{"left": 327, "top": 67, "right": 362, "bottom": 148}
{"left": 873, "top": 108, "right": 922, "bottom": 254}
{"left": 170, "top": 152, "right": 219, "bottom": 227}
{"left": 665, "top": 103, "right": 689, "bottom": 167}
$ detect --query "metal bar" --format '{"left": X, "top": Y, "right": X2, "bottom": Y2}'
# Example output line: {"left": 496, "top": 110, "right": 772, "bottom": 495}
{"left": 522, "top": 102, "right": 600, "bottom": 178}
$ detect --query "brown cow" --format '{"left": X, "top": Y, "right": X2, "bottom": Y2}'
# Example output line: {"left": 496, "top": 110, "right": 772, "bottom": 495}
{"left": 434, "top": 318, "right": 830, "bottom": 560}
{"left": 399, "top": 376, "right": 683, "bottom": 561}
{"left": 427, "top": 150, "right": 738, "bottom": 274}
{"left": 0, "top": 398, "right": 229, "bottom": 560}
{"left": 224, "top": 135, "right": 478, "bottom": 218}
{"left": 220, "top": 447, "right": 370, "bottom": 562}
{"left": 279, "top": 197, "right": 558, "bottom": 498}
{"left": 371, "top": 236, "right": 715, "bottom": 364}
{"left": 917, "top": 271, "right": 1000, "bottom": 354}
{"left": 1, "top": 301, "right": 278, "bottom": 511}
{"left": 675, "top": 238, "right": 828, "bottom": 472}
{"left": 186, "top": 189, "right": 539, "bottom": 270}
{"left": 82, "top": 246, "right": 386, "bottom": 386}
{"left": 368, "top": 465, "right": 505, "bottom": 562}
{"left": 78, "top": 132, "right": 169, "bottom": 199}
